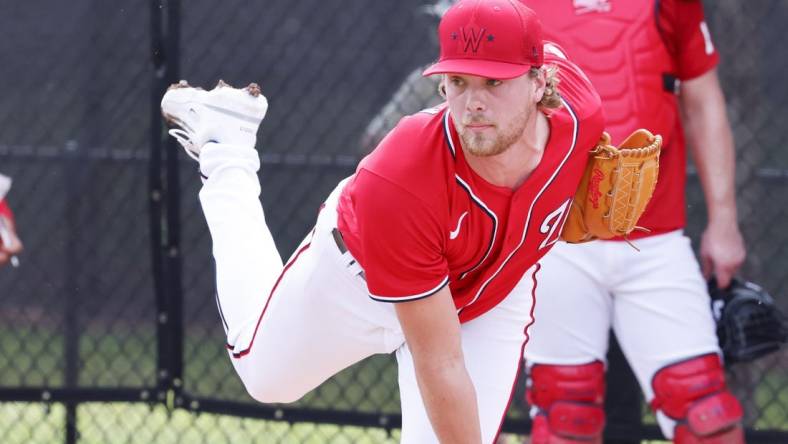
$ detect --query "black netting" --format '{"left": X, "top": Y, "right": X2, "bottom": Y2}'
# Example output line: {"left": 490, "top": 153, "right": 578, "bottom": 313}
{"left": 1, "top": 0, "right": 787, "bottom": 442}
{"left": 0, "top": 0, "right": 156, "bottom": 395}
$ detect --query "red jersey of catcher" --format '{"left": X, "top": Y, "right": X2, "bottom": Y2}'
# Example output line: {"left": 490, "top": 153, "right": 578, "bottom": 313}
{"left": 337, "top": 50, "right": 604, "bottom": 323}
{"left": 525, "top": 0, "right": 719, "bottom": 236}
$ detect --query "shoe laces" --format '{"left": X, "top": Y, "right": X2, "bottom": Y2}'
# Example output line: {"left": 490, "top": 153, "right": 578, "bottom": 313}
{"left": 168, "top": 128, "right": 200, "bottom": 161}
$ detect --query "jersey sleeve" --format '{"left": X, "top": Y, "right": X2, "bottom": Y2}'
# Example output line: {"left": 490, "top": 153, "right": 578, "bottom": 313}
{"left": 660, "top": 0, "right": 720, "bottom": 80}
{"left": 351, "top": 169, "right": 449, "bottom": 302}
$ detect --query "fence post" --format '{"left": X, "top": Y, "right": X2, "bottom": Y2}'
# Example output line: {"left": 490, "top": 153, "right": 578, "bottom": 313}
{"left": 64, "top": 143, "right": 81, "bottom": 444}
{"left": 163, "top": 0, "right": 184, "bottom": 407}
{"left": 149, "top": 0, "right": 182, "bottom": 406}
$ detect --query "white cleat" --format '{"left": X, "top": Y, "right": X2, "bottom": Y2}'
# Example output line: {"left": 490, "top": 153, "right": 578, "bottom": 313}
{"left": 161, "top": 79, "right": 269, "bottom": 160}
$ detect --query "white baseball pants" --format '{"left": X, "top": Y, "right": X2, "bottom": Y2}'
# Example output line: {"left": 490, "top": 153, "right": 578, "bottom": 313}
{"left": 198, "top": 142, "right": 537, "bottom": 443}
{"left": 524, "top": 232, "right": 721, "bottom": 437}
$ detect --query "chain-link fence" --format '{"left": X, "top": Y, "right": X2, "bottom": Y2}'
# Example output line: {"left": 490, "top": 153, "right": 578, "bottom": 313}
{"left": 1, "top": 0, "right": 787, "bottom": 443}
{"left": 702, "top": 2, "right": 788, "bottom": 438}
{"left": 0, "top": 1, "right": 158, "bottom": 443}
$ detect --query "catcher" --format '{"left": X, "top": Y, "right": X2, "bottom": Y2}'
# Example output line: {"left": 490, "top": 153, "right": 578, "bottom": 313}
{"left": 522, "top": 0, "right": 747, "bottom": 443}
{"left": 160, "top": 1, "right": 659, "bottom": 442}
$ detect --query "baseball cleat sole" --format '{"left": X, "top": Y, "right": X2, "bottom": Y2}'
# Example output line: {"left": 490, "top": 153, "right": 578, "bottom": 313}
{"left": 161, "top": 80, "right": 267, "bottom": 124}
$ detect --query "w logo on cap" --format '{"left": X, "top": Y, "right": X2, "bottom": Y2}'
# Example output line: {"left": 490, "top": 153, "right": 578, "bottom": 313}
{"left": 423, "top": 0, "right": 544, "bottom": 79}
{"left": 460, "top": 27, "right": 487, "bottom": 53}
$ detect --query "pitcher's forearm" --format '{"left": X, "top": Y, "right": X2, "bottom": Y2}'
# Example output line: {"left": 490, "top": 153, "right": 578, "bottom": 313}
{"left": 415, "top": 357, "right": 482, "bottom": 444}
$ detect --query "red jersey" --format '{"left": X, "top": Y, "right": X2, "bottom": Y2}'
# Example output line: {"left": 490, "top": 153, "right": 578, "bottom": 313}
{"left": 337, "top": 51, "right": 604, "bottom": 323}
{"left": 524, "top": 0, "right": 719, "bottom": 235}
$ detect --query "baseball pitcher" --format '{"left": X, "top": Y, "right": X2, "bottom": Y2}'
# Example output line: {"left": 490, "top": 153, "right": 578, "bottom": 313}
{"left": 160, "top": 1, "right": 659, "bottom": 442}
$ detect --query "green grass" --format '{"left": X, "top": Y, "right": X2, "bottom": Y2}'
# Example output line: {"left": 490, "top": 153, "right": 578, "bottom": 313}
{"left": 0, "top": 402, "right": 674, "bottom": 444}
{"left": 0, "top": 403, "right": 64, "bottom": 444}
{"left": 2, "top": 325, "right": 788, "bottom": 442}
{"left": 0, "top": 402, "right": 403, "bottom": 444}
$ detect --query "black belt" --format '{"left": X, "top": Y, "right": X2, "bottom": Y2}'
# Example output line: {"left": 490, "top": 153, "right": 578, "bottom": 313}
{"left": 332, "top": 228, "right": 366, "bottom": 281}
{"left": 332, "top": 228, "right": 349, "bottom": 254}
{"left": 663, "top": 73, "right": 679, "bottom": 95}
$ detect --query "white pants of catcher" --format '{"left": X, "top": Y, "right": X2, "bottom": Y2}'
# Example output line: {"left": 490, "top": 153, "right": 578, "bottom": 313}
{"left": 199, "top": 142, "right": 537, "bottom": 443}
{"left": 524, "top": 232, "right": 721, "bottom": 438}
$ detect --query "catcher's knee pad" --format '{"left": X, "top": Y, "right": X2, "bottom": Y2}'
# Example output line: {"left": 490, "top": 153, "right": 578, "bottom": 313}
{"left": 650, "top": 353, "right": 744, "bottom": 443}
{"left": 526, "top": 361, "right": 605, "bottom": 444}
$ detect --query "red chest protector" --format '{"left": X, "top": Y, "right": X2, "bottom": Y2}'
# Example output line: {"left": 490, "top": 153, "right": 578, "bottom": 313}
{"left": 527, "top": 0, "right": 680, "bottom": 146}
{"left": 527, "top": 0, "right": 689, "bottom": 234}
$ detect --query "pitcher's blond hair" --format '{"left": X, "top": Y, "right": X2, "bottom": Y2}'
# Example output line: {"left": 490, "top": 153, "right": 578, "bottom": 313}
{"left": 532, "top": 65, "right": 562, "bottom": 110}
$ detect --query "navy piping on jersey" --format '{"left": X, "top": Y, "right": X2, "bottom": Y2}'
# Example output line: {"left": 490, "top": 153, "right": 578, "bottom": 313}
{"left": 443, "top": 111, "right": 456, "bottom": 158}
{"left": 444, "top": 109, "right": 500, "bottom": 279}
{"left": 368, "top": 275, "right": 450, "bottom": 303}
{"left": 458, "top": 98, "right": 580, "bottom": 315}
{"left": 454, "top": 175, "right": 499, "bottom": 280}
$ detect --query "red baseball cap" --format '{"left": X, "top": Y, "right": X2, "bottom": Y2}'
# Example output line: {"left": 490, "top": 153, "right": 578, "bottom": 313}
{"left": 423, "top": 0, "right": 544, "bottom": 79}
